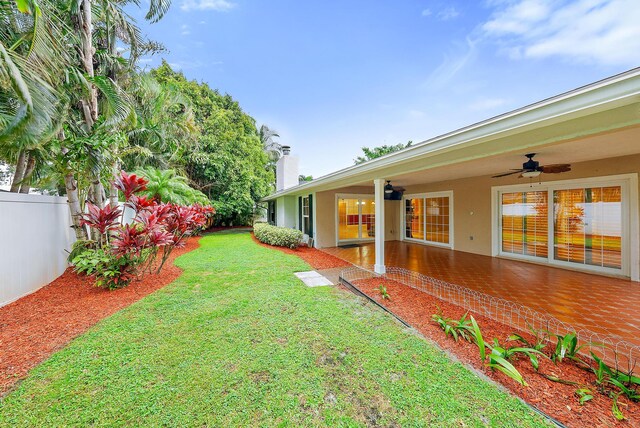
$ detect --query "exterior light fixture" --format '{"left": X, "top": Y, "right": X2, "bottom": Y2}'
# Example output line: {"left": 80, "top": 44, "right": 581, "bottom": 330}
{"left": 522, "top": 170, "right": 542, "bottom": 178}
{"left": 384, "top": 180, "right": 394, "bottom": 194}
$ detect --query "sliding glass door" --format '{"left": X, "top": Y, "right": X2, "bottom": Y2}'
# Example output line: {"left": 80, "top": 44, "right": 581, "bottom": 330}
{"left": 500, "top": 191, "right": 548, "bottom": 258}
{"left": 337, "top": 196, "right": 375, "bottom": 242}
{"left": 403, "top": 192, "right": 453, "bottom": 248}
{"left": 497, "top": 179, "right": 628, "bottom": 275}
{"left": 553, "top": 186, "right": 622, "bottom": 269}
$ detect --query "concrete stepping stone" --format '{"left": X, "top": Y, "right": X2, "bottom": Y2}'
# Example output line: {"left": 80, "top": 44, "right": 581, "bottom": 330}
{"left": 294, "top": 271, "right": 333, "bottom": 287}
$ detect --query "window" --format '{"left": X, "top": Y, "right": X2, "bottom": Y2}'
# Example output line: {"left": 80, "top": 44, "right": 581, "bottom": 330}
{"left": 501, "top": 191, "right": 548, "bottom": 258}
{"left": 554, "top": 186, "right": 622, "bottom": 269}
{"left": 495, "top": 177, "right": 632, "bottom": 276}
{"left": 302, "top": 196, "right": 310, "bottom": 235}
{"left": 267, "top": 201, "right": 276, "bottom": 225}
{"left": 405, "top": 198, "right": 425, "bottom": 240}
{"left": 403, "top": 192, "right": 453, "bottom": 247}
{"left": 337, "top": 196, "right": 375, "bottom": 241}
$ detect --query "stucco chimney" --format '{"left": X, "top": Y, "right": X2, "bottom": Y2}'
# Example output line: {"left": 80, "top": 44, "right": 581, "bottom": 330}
{"left": 276, "top": 145, "right": 299, "bottom": 191}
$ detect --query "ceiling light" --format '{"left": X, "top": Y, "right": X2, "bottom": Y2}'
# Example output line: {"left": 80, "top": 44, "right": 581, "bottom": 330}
{"left": 384, "top": 180, "right": 394, "bottom": 194}
{"left": 522, "top": 170, "right": 541, "bottom": 178}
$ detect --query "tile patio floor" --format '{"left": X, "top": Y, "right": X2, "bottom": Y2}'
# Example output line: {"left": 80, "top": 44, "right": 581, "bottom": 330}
{"left": 322, "top": 241, "right": 640, "bottom": 346}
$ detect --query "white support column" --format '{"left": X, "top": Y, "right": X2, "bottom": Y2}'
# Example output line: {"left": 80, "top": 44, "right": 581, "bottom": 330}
{"left": 374, "top": 178, "right": 386, "bottom": 274}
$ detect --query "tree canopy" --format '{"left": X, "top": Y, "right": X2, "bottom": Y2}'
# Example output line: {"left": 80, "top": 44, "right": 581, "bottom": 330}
{"left": 151, "top": 62, "right": 273, "bottom": 225}
{"left": 1, "top": 0, "right": 276, "bottom": 228}
{"left": 354, "top": 141, "right": 413, "bottom": 164}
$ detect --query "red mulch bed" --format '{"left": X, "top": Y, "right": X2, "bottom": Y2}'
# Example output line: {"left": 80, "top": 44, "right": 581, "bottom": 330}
{"left": 349, "top": 278, "right": 639, "bottom": 427}
{"left": 251, "top": 234, "right": 352, "bottom": 270}
{"left": 0, "top": 237, "right": 200, "bottom": 397}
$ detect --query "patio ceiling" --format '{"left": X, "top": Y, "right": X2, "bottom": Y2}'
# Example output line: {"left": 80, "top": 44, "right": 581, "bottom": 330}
{"left": 375, "top": 124, "right": 640, "bottom": 188}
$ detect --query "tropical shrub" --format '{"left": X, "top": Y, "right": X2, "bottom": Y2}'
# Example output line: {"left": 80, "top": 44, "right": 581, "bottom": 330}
{"left": 135, "top": 167, "right": 211, "bottom": 206}
{"left": 71, "top": 171, "right": 214, "bottom": 289}
{"left": 550, "top": 332, "right": 585, "bottom": 363}
{"left": 508, "top": 325, "right": 548, "bottom": 353}
{"left": 253, "top": 222, "right": 302, "bottom": 249}
{"left": 487, "top": 346, "right": 528, "bottom": 386}
{"left": 432, "top": 309, "right": 472, "bottom": 342}
{"left": 488, "top": 338, "right": 545, "bottom": 371}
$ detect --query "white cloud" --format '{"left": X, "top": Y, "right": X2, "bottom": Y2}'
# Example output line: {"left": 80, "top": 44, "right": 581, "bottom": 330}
{"left": 408, "top": 109, "right": 426, "bottom": 118}
{"left": 482, "top": 0, "right": 640, "bottom": 67}
{"left": 438, "top": 6, "right": 459, "bottom": 20}
{"left": 138, "top": 58, "right": 153, "bottom": 64}
{"left": 421, "top": 8, "right": 432, "bottom": 17}
{"left": 181, "top": 0, "right": 235, "bottom": 12}
{"left": 424, "top": 38, "right": 478, "bottom": 89}
{"left": 469, "top": 97, "right": 509, "bottom": 111}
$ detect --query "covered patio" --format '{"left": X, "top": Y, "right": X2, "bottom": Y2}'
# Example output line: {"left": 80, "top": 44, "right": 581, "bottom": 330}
{"left": 322, "top": 240, "right": 640, "bottom": 346}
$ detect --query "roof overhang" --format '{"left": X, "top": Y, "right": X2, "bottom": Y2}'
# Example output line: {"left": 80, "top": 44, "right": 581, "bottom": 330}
{"left": 264, "top": 67, "right": 640, "bottom": 201}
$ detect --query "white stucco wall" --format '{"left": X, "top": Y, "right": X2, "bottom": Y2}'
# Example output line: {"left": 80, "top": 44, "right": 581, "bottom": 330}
{"left": 276, "top": 155, "right": 299, "bottom": 191}
{"left": 276, "top": 196, "right": 297, "bottom": 229}
{"left": 0, "top": 192, "right": 76, "bottom": 307}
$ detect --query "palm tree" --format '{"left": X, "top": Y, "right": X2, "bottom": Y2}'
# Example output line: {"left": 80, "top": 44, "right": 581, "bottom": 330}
{"left": 135, "top": 167, "right": 210, "bottom": 205}
{"left": 259, "top": 125, "right": 282, "bottom": 164}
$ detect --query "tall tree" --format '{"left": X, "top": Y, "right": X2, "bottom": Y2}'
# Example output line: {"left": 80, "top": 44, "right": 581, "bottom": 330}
{"left": 151, "top": 61, "right": 273, "bottom": 225}
{"left": 354, "top": 141, "right": 413, "bottom": 164}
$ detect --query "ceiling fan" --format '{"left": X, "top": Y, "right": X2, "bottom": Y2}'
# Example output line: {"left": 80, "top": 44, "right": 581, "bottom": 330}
{"left": 492, "top": 153, "right": 571, "bottom": 179}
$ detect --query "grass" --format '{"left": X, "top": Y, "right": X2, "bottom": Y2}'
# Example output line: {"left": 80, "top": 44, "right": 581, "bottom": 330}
{"left": 0, "top": 230, "right": 550, "bottom": 427}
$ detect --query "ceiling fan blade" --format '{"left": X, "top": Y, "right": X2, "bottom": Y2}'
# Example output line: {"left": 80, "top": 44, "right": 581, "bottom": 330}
{"left": 541, "top": 164, "right": 571, "bottom": 174}
{"left": 492, "top": 170, "right": 524, "bottom": 178}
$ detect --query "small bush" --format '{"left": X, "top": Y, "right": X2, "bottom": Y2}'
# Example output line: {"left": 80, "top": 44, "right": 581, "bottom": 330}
{"left": 254, "top": 223, "right": 302, "bottom": 249}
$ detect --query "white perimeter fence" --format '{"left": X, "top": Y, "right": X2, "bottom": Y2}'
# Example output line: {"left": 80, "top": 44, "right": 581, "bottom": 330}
{"left": 0, "top": 192, "right": 76, "bottom": 307}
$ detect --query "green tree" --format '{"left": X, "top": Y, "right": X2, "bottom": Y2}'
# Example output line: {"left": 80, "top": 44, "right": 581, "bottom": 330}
{"left": 135, "top": 167, "right": 209, "bottom": 205}
{"left": 151, "top": 62, "right": 273, "bottom": 225}
{"left": 354, "top": 141, "right": 413, "bottom": 164}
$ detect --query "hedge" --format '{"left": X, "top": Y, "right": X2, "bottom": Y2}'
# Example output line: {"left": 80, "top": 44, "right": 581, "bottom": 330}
{"left": 253, "top": 223, "right": 303, "bottom": 249}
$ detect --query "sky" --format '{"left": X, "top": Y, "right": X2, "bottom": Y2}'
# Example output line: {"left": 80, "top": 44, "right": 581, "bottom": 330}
{"left": 129, "top": 0, "right": 640, "bottom": 178}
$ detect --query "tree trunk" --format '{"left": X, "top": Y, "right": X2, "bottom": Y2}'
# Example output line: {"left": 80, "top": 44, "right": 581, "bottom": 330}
{"left": 65, "top": 172, "right": 89, "bottom": 241}
{"left": 10, "top": 150, "right": 28, "bottom": 192}
{"left": 79, "top": 0, "right": 97, "bottom": 123}
{"left": 91, "top": 178, "right": 104, "bottom": 207}
{"left": 18, "top": 153, "right": 36, "bottom": 194}
{"left": 109, "top": 162, "right": 119, "bottom": 208}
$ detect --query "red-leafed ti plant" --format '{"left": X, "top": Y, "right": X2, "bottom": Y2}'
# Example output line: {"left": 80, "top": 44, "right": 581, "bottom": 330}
{"left": 71, "top": 171, "right": 215, "bottom": 290}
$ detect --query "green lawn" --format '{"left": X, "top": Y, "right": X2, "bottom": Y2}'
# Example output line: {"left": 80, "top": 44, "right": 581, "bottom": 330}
{"left": 0, "top": 230, "right": 549, "bottom": 427}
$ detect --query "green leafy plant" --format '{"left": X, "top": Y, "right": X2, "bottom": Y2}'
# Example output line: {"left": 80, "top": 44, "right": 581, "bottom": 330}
{"left": 489, "top": 339, "right": 545, "bottom": 371}
{"left": 508, "top": 325, "right": 548, "bottom": 353}
{"left": 591, "top": 351, "right": 613, "bottom": 390}
{"left": 590, "top": 351, "right": 640, "bottom": 403}
{"left": 611, "top": 392, "right": 626, "bottom": 421}
{"left": 487, "top": 347, "right": 527, "bottom": 386}
{"left": 550, "top": 332, "right": 585, "bottom": 363}
{"left": 378, "top": 285, "right": 390, "bottom": 300}
{"left": 543, "top": 374, "right": 578, "bottom": 385}
{"left": 575, "top": 388, "right": 593, "bottom": 405}
{"left": 72, "top": 248, "right": 140, "bottom": 290}
{"left": 431, "top": 309, "right": 474, "bottom": 342}
{"left": 253, "top": 223, "right": 303, "bottom": 249}
{"left": 468, "top": 315, "right": 486, "bottom": 362}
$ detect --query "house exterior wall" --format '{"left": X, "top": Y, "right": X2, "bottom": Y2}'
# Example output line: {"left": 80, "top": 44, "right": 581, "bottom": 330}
{"left": 276, "top": 196, "right": 297, "bottom": 228}
{"left": 315, "top": 186, "right": 401, "bottom": 248}
{"left": 310, "top": 154, "right": 639, "bottom": 280}
{"left": 401, "top": 153, "right": 640, "bottom": 258}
